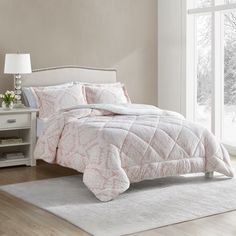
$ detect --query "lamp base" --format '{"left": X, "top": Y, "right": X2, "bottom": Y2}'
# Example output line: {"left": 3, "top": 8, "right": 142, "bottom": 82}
{"left": 14, "top": 74, "right": 25, "bottom": 109}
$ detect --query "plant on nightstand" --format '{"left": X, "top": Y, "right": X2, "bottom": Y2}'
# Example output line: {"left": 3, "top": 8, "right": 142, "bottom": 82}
{"left": 0, "top": 91, "right": 16, "bottom": 110}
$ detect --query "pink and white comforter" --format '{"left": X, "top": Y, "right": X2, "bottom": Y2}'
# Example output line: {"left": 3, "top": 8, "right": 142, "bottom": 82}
{"left": 34, "top": 104, "right": 234, "bottom": 201}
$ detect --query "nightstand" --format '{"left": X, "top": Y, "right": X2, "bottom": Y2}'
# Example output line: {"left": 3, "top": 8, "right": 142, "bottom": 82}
{"left": 0, "top": 108, "right": 38, "bottom": 167}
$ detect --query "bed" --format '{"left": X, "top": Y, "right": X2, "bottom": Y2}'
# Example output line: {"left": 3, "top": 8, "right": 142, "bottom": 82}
{"left": 22, "top": 66, "right": 234, "bottom": 202}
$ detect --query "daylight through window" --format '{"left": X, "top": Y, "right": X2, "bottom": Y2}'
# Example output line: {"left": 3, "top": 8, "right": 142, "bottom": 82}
{"left": 188, "top": 0, "right": 236, "bottom": 152}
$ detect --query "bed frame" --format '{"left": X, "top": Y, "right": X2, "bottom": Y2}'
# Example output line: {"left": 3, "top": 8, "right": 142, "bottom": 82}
{"left": 22, "top": 65, "right": 117, "bottom": 87}
{"left": 21, "top": 65, "right": 213, "bottom": 178}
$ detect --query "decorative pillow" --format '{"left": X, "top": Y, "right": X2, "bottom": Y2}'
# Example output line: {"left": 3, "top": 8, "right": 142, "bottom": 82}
{"left": 34, "top": 84, "right": 87, "bottom": 119}
{"left": 22, "top": 82, "right": 73, "bottom": 108}
{"left": 85, "top": 84, "right": 131, "bottom": 104}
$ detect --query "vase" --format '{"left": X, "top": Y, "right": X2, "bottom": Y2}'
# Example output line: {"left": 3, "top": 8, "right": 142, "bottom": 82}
{"left": 2, "top": 101, "right": 14, "bottom": 110}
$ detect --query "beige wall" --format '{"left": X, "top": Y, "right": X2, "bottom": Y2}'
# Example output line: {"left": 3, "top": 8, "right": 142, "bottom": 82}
{"left": 0, "top": 0, "right": 157, "bottom": 105}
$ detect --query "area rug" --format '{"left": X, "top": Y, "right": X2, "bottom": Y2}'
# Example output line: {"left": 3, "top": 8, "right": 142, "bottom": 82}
{"left": 1, "top": 170, "right": 236, "bottom": 236}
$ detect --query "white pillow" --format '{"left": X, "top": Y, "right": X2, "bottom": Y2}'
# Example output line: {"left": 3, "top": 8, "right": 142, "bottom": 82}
{"left": 22, "top": 82, "right": 73, "bottom": 108}
{"left": 84, "top": 83, "right": 131, "bottom": 104}
{"left": 34, "top": 84, "right": 87, "bottom": 119}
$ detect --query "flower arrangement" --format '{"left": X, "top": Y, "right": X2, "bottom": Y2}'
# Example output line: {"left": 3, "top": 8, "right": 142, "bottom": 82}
{"left": 0, "top": 91, "right": 16, "bottom": 109}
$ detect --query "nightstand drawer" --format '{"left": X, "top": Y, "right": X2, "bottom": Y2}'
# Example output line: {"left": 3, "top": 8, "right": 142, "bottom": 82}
{"left": 0, "top": 113, "right": 31, "bottom": 129}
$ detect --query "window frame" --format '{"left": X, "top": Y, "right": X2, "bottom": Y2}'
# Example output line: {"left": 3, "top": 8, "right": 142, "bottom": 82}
{"left": 187, "top": 0, "right": 236, "bottom": 155}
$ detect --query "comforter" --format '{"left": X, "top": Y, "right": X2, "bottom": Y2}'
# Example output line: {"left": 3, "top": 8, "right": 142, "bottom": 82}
{"left": 34, "top": 104, "right": 234, "bottom": 201}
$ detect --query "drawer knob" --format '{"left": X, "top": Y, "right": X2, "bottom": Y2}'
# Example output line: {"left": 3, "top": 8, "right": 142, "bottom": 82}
{"left": 7, "top": 119, "right": 16, "bottom": 123}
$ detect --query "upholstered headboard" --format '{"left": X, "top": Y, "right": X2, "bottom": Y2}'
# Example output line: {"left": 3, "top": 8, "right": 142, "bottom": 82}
{"left": 21, "top": 65, "right": 117, "bottom": 87}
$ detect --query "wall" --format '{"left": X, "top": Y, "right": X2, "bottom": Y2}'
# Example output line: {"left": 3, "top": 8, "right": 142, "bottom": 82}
{"left": 0, "top": 0, "right": 157, "bottom": 105}
{"left": 158, "top": 0, "right": 186, "bottom": 114}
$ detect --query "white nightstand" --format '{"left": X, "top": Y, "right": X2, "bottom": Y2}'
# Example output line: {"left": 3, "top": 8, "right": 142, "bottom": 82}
{"left": 0, "top": 108, "right": 38, "bottom": 168}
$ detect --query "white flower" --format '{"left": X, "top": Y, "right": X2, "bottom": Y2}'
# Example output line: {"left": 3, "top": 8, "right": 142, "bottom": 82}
{"left": 0, "top": 94, "right": 3, "bottom": 98}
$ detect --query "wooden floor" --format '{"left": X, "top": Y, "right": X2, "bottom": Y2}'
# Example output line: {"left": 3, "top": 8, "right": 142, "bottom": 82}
{"left": 0, "top": 160, "right": 236, "bottom": 236}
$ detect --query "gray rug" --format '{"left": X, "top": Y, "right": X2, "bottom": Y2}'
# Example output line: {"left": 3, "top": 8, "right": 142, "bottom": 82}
{"left": 1, "top": 170, "right": 236, "bottom": 236}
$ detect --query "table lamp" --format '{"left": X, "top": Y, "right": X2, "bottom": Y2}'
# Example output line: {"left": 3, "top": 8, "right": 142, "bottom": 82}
{"left": 4, "top": 53, "right": 32, "bottom": 108}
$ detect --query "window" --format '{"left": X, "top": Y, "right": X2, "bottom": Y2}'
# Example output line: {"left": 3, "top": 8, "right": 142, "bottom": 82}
{"left": 224, "top": 11, "right": 236, "bottom": 147}
{"left": 195, "top": 0, "right": 212, "bottom": 7}
{"left": 195, "top": 14, "right": 212, "bottom": 131}
{"left": 187, "top": 0, "right": 236, "bottom": 153}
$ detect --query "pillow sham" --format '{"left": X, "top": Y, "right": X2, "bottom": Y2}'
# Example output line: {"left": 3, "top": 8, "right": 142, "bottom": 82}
{"left": 85, "top": 84, "right": 131, "bottom": 104}
{"left": 22, "top": 82, "right": 73, "bottom": 108}
{"left": 34, "top": 84, "right": 86, "bottom": 119}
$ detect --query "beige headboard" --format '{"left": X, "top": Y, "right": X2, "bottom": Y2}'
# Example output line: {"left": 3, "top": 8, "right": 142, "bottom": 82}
{"left": 22, "top": 65, "right": 117, "bottom": 87}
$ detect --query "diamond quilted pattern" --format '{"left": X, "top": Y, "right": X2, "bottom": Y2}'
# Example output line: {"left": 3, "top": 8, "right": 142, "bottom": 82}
{"left": 35, "top": 106, "right": 234, "bottom": 201}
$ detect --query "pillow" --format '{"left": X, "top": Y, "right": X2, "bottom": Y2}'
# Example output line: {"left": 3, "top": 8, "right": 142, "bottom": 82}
{"left": 22, "top": 82, "right": 73, "bottom": 108}
{"left": 85, "top": 84, "right": 131, "bottom": 104}
{"left": 34, "top": 84, "right": 87, "bottom": 119}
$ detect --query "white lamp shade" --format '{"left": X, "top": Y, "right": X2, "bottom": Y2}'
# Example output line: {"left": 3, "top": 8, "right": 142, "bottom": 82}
{"left": 4, "top": 54, "right": 32, "bottom": 74}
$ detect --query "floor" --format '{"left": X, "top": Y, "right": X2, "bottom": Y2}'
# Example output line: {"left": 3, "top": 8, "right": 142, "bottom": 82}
{"left": 0, "top": 160, "right": 236, "bottom": 236}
